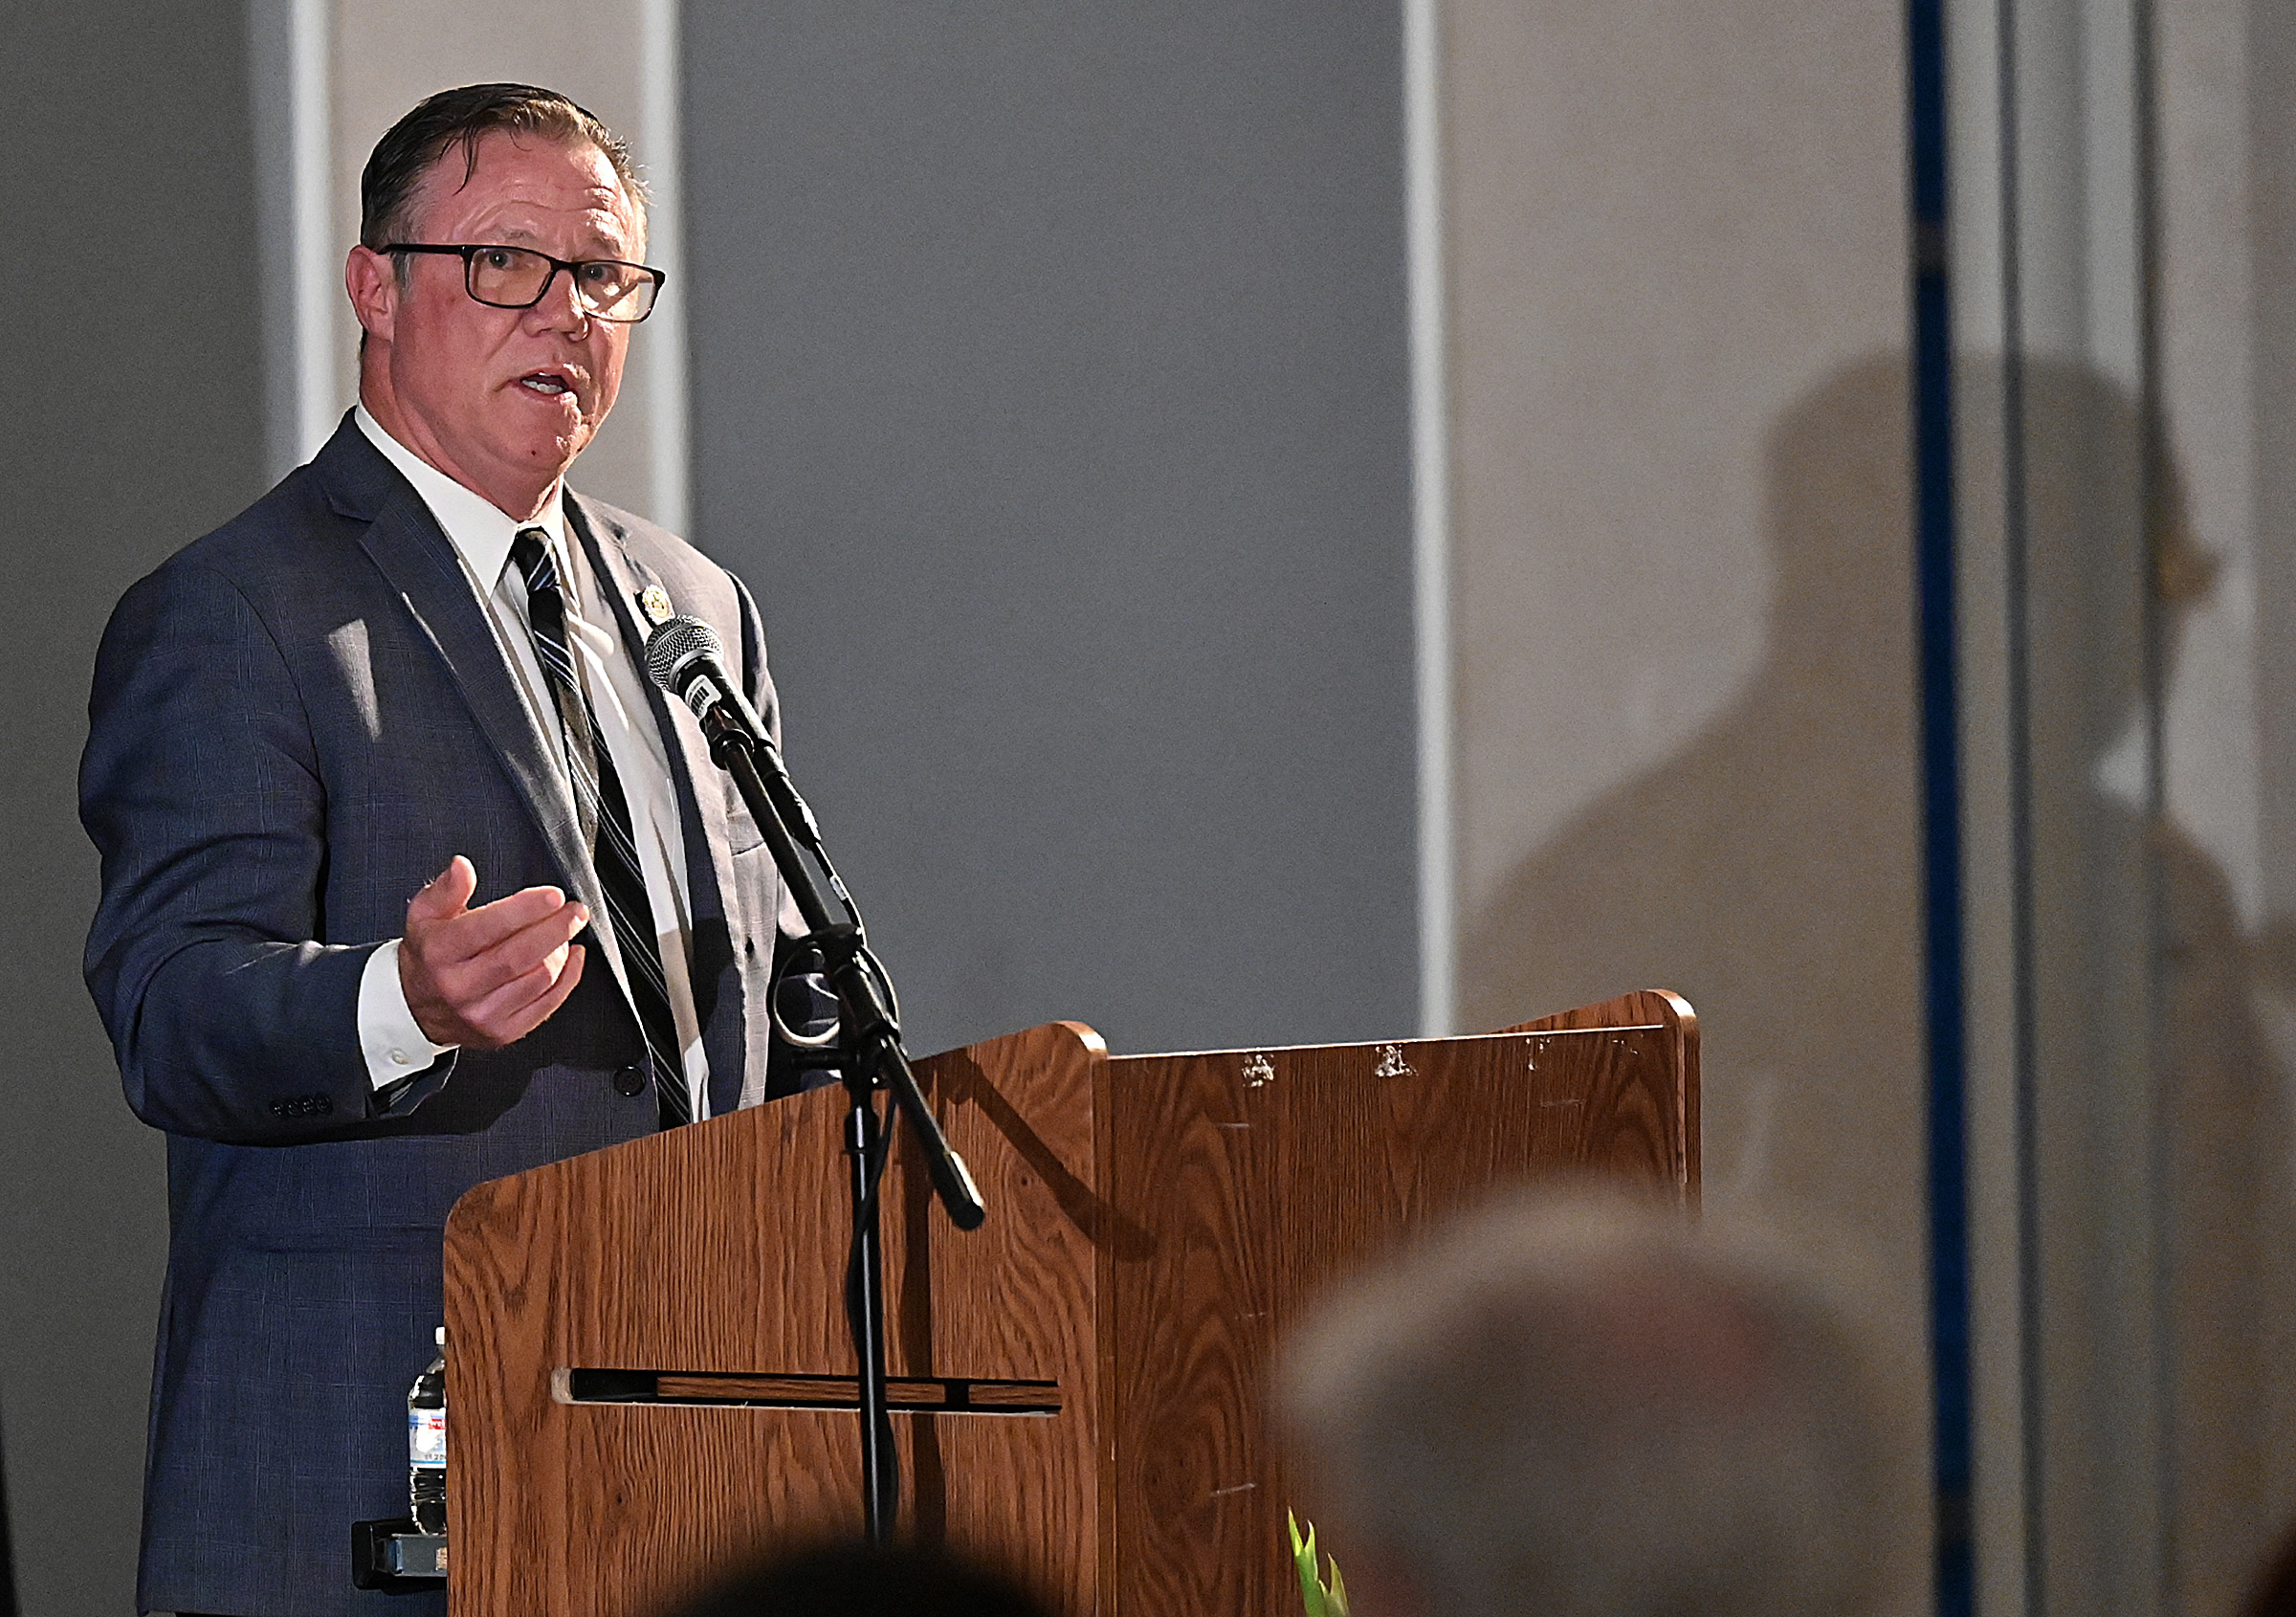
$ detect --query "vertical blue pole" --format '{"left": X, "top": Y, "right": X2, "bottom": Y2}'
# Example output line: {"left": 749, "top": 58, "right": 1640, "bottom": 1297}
{"left": 1907, "top": 0, "right": 1974, "bottom": 1611}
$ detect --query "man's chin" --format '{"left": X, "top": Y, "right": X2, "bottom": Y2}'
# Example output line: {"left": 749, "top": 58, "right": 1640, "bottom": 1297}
{"left": 510, "top": 427, "right": 594, "bottom": 476}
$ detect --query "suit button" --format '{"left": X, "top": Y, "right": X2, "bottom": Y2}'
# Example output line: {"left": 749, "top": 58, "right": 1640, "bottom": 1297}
{"left": 614, "top": 1064, "right": 648, "bottom": 1097}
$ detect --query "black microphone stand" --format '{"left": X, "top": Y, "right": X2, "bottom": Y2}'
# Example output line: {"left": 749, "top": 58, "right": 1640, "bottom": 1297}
{"left": 693, "top": 705, "right": 985, "bottom": 1543}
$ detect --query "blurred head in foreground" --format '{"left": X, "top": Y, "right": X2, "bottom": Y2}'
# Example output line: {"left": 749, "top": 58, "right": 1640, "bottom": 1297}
{"left": 1280, "top": 1185, "right": 1922, "bottom": 1617}
{"left": 667, "top": 1540, "right": 1054, "bottom": 1617}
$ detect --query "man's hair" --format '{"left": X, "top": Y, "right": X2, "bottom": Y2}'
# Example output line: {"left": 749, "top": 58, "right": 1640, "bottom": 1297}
{"left": 1280, "top": 1186, "right": 1922, "bottom": 1617}
{"left": 360, "top": 82, "right": 645, "bottom": 257}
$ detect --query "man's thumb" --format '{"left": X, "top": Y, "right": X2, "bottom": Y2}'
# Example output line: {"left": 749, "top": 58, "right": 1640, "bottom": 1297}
{"left": 408, "top": 855, "right": 477, "bottom": 921}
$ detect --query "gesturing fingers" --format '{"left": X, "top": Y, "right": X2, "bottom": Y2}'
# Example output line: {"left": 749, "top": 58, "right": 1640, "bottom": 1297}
{"left": 422, "top": 882, "right": 581, "bottom": 966}
{"left": 453, "top": 895, "right": 591, "bottom": 1002}
{"left": 399, "top": 862, "right": 595, "bottom": 1048}
{"left": 472, "top": 941, "right": 587, "bottom": 1046}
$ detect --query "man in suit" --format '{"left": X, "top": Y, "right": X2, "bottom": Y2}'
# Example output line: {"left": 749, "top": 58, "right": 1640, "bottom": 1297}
{"left": 81, "top": 84, "right": 803, "bottom": 1617}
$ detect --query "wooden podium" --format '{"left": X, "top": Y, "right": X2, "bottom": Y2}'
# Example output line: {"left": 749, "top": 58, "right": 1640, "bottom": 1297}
{"left": 441, "top": 989, "right": 1697, "bottom": 1617}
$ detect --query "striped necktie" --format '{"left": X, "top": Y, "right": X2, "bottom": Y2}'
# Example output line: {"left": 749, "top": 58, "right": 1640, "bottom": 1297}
{"left": 509, "top": 526, "right": 691, "bottom": 1128}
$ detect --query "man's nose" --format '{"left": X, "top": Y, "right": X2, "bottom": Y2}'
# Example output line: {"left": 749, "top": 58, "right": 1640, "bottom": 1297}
{"left": 527, "top": 263, "right": 590, "bottom": 333}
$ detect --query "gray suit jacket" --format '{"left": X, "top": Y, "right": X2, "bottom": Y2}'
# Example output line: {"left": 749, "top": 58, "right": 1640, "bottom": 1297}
{"left": 81, "top": 415, "right": 793, "bottom": 1617}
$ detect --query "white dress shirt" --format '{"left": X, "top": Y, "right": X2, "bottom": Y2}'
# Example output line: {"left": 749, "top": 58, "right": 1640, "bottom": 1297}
{"left": 351, "top": 407, "right": 710, "bottom": 1120}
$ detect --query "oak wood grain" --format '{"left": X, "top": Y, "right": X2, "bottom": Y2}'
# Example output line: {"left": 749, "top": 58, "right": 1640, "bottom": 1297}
{"left": 1507, "top": 987, "right": 1700, "bottom": 1195}
{"left": 1101, "top": 1012, "right": 1697, "bottom": 1617}
{"left": 440, "top": 996, "right": 1693, "bottom": 1617}
{"left": 442, "top": 1021, "right": 1106, "bottom": 1617}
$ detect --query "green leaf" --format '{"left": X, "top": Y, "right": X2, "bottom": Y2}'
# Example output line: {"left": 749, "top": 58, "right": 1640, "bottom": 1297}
{"left": 1289, "top": 1509, "right": 1353, "bottom": 1617}
{"left": 1291, "top": 1511, "right": 1328, "bottom": 1617}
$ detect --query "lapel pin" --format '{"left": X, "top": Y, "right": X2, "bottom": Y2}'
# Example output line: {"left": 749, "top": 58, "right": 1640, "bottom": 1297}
{"left": 639, "top": 585, "right": 675, "bottom": 626}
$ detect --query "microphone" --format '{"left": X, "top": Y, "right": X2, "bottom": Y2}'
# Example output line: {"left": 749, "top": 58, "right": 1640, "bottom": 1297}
{"left": 643, "top": 615, "right": 767, "bottom": 742}
{"left": 644, "top": 614, "right": 827, "bottom": 853}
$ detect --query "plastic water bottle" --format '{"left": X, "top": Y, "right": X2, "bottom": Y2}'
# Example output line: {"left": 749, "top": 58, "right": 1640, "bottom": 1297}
{"left": 408, "top": 1326, "right": 447, "bottom": 1534}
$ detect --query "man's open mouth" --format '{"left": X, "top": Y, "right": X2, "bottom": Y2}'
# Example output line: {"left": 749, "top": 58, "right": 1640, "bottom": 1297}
{"left": 519, "top": 371, "right": 574, "bottom": 397}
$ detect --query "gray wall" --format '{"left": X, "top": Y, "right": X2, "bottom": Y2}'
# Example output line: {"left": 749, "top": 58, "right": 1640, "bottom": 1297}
{"left": 680, "top": 2, "right": 1422, "bottom": 1059}
{"left": 0, "top": 2, "right": 266, "bottom": 1611}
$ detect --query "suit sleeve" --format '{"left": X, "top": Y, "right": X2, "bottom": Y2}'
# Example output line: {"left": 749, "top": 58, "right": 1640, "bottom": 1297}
{"left": 80, "top": 558, "right": 453, "bottom": 1143}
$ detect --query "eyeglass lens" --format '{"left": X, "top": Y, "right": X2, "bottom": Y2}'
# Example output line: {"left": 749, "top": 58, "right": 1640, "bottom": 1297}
{"left": 467, "top": 247, "right": 657, "bottom": 320}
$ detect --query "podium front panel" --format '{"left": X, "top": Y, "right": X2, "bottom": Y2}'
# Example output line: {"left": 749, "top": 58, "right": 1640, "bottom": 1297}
{"left": 1099, "top": 1010, "right": 1694, "bottom": 1617}
{"left": 440, "top": 994, "right": 1693, "bottom": 1617}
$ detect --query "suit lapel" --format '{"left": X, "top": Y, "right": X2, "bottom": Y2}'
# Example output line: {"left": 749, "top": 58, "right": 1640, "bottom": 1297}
{"left": 567, "top": 494, "right": 754, "bottom": 1115}
{"left": 317, "top": 422, "right": 608, "bottom": 931}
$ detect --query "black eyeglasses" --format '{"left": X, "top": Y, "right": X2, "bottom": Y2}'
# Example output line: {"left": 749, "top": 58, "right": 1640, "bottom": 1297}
{"left": 384, "top": 243, "right": 666, "bottom": 322}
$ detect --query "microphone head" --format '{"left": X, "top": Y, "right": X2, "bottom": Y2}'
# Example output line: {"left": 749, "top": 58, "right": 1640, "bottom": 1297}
{"left": 644, "top": 614, "right": 724, "bottom": 693}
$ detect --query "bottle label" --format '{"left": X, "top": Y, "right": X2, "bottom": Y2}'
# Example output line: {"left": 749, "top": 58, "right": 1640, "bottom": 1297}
{"left": 409, "top": 1407, "right": 446, "bottom": 1467}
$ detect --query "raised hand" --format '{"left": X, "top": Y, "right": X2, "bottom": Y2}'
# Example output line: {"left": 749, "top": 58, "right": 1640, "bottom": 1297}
{"left": 399, "top": 855, "right": 588, "bottom": 1049}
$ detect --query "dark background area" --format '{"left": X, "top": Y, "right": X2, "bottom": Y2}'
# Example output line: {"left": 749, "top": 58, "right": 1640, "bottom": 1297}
{"left": 2, "top": 4, "right": 1416, "bottom": 1610}
{"left": 1, "top": 4, "right": 264, "bottom": 1611}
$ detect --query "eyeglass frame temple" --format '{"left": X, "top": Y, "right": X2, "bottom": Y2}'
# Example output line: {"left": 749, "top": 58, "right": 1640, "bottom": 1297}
{"left": 378, "top": 242, "right": 667, "bottom": 321}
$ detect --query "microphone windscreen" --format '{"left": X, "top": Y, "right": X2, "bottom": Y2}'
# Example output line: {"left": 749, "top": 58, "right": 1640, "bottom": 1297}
{"left": 644, "top": 615, "right": 724, "bottom": 693}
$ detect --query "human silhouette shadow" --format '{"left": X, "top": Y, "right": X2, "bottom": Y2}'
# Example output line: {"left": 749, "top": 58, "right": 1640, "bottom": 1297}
{"left": 1460, "top": 351, "right": 2296, "bottom": 1614}
{"left": 1462, "top": 354, "right": 1926, "bottom": 1229}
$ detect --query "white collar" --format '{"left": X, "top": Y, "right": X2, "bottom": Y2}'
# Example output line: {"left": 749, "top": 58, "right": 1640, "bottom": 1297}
{"left": 354, "top": 404, "right": 566, "bottom": 590}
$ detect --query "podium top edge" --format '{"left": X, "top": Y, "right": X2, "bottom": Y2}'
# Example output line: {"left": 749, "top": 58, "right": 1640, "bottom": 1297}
{"left": 1117, "top": 1024, "right": 1666, "bottom": 1063}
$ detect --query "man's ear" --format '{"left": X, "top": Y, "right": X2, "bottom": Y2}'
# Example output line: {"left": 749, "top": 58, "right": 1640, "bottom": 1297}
{"left": 345, "top": 245, "right": 398, "bottom": 345}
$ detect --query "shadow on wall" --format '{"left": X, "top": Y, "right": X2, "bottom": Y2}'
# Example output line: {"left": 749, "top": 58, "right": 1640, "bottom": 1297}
{"left": 1460, "top": 353, "right": 1926, "bottom": 1234}
{"left": 1958, "top": 356, "right": 2296, "bottom": 1616}
{"left": 2126, "top": 415, "right": 2296, "bottom": 1617}
{"left": 1458, "top": 350, "right": 2296, "bottom": 1613}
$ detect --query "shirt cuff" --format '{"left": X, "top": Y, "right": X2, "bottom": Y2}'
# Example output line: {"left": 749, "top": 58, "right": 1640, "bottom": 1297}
{"left": 358, "top": 940, "right": 457, "bottom": 1090}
